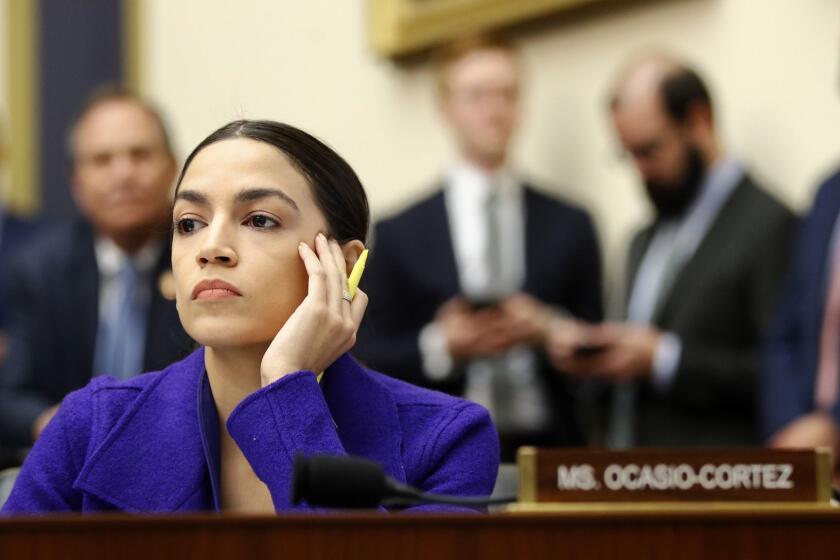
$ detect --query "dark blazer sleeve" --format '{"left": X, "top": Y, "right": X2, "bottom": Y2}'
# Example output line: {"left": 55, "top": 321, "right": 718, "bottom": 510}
{"left": 355, "top": 220, "right": 430, "bottom": 387}
{"left": 761, "top": 222, "right": 816, "bottom": 437}
{"left": 668, "top": 204, "right": 797, "bottom": 411}
{"left": 567, "top": 211, "right": 603, "bottom": 323}
{"left": 0, "top": 252, "right": 55, "bottom": 447}
{"left": 0, "top": 216, "right": 37, "bottom": 327}
{"left": 761, "top": 177, "right": 840, "bottom": 438}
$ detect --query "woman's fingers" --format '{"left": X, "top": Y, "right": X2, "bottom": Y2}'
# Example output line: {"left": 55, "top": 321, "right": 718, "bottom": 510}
{"left": 329, "top": 239, "right": 349, "bottom": 282}
{"left": 328, "top": 239, "right": 353, "bottom": 321}
{"left": 299, "top": 241, "right": 326, "bottom": 303}
{"left": 303, "top": 234, "right": 364, "bottom": 357}
{"left": 315, "top": 233, "right": 342, "bottom": 313}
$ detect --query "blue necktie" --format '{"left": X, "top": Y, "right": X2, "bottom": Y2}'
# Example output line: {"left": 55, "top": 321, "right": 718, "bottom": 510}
{"left": 94, "top": 260, "right": 147, "bottom": 379}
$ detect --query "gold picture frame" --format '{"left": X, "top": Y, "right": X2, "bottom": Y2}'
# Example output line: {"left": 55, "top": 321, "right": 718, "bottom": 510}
{"left": 369, "top": 0, "right": 604, "bottom": 57}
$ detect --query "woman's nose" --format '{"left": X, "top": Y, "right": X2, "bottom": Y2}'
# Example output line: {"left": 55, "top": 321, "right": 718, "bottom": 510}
{"left": 196, "top": 228, "right": 238, "bottom": 267}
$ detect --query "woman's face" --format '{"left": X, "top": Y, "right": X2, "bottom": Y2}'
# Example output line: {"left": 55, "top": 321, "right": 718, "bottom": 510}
{"left": 172, "top": 137, "right": 330, "bottom": 349}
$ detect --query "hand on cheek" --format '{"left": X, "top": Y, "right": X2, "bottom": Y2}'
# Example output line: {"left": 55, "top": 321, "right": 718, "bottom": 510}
{"left": 259, "top": 233, "right": 368, "bottom": 386}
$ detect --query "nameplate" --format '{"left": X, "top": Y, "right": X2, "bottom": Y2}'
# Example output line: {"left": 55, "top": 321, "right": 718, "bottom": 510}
{"left": 516, "top": 447, "right": 833, "bottom": 503}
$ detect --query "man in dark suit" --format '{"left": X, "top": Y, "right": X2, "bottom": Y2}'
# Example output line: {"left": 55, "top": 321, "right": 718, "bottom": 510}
{"left": 549, "top": 54, "right": 796, "bottom": 447}
{"left": 0, "top": 123, "right": 39, "bottom": 358}
{"left": 355, "top": 36, "right": 603, "bottom": 460}
{"left": 0, "top": 87, "right": 192, "bottom": 449}
{"left": 762, "top": 170, "right": 840, "bottom": 466}
{"left": 0, "top": 211, "right": 38, "bottom": 354}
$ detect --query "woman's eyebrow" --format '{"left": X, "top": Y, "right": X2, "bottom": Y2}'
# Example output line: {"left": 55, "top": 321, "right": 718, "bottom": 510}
{"left": 174, "top": 189, "right": 209, "bottom": 205}
{"left": 235, "top": 187, "right": 300, "bottom": 213}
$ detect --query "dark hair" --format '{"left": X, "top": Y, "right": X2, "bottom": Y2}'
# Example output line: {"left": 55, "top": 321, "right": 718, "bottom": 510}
{"left": 659, "top": 67, "right": 714, "bottom": 124}
{"left": 176, "top": 120, "right": 369, "bottom": 244}
{"left": 67, "top": 84, "right": 174, "bottom": 164}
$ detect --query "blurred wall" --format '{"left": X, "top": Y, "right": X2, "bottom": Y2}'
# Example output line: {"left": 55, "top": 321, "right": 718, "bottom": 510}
{"left": 7, "top": 0, "right": 838, "bottom": 310}
{"left": 0, "top": 0, "right": 9, "bottom": 201}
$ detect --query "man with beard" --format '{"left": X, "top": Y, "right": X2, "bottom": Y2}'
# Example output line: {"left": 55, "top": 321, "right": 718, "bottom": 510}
{"left": 547, "top": 54, "right": 796, "bottom": 447}
{"left": 0, "top": 87, "right": 191, "bottom": 452}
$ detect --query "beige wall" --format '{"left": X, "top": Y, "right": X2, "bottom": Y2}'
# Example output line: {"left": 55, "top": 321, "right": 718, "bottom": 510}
{"left": 0, "top": 0, "right": 7, "bottom": 120}
{"left": 141, "top": 0, "right": 840, "bottom": 309}
{"left": 0, "top": 0, "right": 9, "bottom": 201}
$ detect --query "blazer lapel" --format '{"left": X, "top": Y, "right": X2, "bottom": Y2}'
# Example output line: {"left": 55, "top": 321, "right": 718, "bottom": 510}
{"left": 522, "top": 187, "right": 544, "bottom": 293}
{"left": 322, "top": 354, "right": 406, "bottom": 483}
{"left": 73, "top": 349, "right": 208, "bottom": 511}
{"left": 424, "top": 188, "right": 462, "bottom": 297}
{"left": 625, "top": 226, "right": 656, "bottom": 312}
{"left": 652, "top": 179, "right": 747, "bottom": 325}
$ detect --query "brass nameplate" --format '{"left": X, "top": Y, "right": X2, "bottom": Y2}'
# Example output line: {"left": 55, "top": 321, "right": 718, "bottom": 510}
{"left": 517, "top": 447, "right": 833, "bottom": 503}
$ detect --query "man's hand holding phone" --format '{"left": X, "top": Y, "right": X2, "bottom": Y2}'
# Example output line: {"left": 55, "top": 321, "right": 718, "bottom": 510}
{"left": 548, "top": 321, "right": 661, "bottom": 380}
{"left": 545, "top": 318, "right": 607, "bottom": 364}
{"left": 437, "top": 292, "right": 560, "bottom": 361}
{"left": 437, "top": 297, "right": 514, "bottom": 361}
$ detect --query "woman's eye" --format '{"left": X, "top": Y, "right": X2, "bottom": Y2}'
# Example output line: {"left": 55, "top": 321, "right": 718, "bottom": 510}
{"left": 245, "top": 214, "right": 280, "bottom": 229}
{"left": 175, "top": 218, "right": 203, "bottom": 235}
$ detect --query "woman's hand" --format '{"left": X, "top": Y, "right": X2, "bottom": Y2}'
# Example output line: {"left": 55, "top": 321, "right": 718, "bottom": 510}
{"left": 260, "top": 233, "right": 368, "bottom": 386}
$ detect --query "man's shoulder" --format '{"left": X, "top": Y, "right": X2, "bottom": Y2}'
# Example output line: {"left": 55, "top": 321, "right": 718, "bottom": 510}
{"left": 370, "top": 189, "right": 448, "bottom": 256}
{"left": 807, "top": 165, "right": 840, "bottom": 212}
{"left": 1, "top": 214, "right": 38, "bottom": 240}
{"left": 376, "top": 189, "right": 446, "bottom": 232}
{"left": 729, "top": 175, "right": 796, "bottom": 229}
{"left": 10, "top": 220, "right": 90, "bottom": 271}
{"left": 816, "top": 165, "right": 840, "bottom": 193}
{"left": 522, "top": 183, "right": 596, "bottom": 228}
{"left": 523, "top": 182, "right": 585, "bottom": 210}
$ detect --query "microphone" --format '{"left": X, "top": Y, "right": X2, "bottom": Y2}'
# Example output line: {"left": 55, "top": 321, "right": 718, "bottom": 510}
{"left": 292, "top": 453, "right": 515, "bottom": 509}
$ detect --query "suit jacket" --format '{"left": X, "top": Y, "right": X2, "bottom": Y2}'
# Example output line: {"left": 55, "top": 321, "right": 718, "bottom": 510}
{"left": 355, "top": 184, "right": 603, "bottom": 445}
{"left": 2, "top": 348, "right": 499, "bottom": 513}
{"left": 0, "top": 214, "right": 38, "bottom": 327}
{"left": 762, "top": 168, "right": 840, "bottom": 438}
{"left": 625, "top": 174, "right": 797, "bottom": 446}
{"left": 0, "top": 218, "right": 193, "bottom": 448}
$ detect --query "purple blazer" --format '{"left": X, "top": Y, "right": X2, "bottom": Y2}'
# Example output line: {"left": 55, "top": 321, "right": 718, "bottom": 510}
{"left": 2, "top": 348, "right": 499, "bottom": 513}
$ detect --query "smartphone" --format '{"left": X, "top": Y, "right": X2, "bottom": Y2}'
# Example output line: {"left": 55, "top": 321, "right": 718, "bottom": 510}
{"left": 468, "top": 297, "right": 500, "bottom": 311}
{"left": 572, "top": 343, "right": 609, "bottom": 357}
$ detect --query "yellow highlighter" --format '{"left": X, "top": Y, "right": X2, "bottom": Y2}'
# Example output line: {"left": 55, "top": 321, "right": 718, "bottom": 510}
{"left": 317, "top": 249, "right": 369, "bottom": 384}
{"left": 347, "top": 249, "right": 369, "bottom": 299}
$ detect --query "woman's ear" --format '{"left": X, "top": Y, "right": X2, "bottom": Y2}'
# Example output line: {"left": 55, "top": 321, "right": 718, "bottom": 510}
{"left": 341, "top": 240, "right": 366, "bottom": 275}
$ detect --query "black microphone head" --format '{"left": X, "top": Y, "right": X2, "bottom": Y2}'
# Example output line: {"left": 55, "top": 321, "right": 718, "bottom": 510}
{"left": 292, "top": 454, "right": 389, "bottom": 508}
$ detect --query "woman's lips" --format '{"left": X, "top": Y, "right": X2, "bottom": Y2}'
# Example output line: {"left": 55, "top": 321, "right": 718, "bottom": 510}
{"left": 192, "top": 279, "right": 242, "bottom": 300}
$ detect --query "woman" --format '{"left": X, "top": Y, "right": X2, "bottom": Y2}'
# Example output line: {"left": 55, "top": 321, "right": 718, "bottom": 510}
{"left": 2, "top": 120, "right": 499, "bottom": 513}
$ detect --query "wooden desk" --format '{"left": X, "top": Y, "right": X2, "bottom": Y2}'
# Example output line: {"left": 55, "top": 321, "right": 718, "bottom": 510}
{"left": 1, "top": 505, "right": 838, "bottom": 559}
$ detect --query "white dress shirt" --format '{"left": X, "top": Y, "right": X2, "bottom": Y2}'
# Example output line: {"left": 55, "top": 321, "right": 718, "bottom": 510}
{"left": 418, "top": 161, "right": 550, "bottom": 433}
{"left": 93, "top": 236, "right": 162, "bottom": 376}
